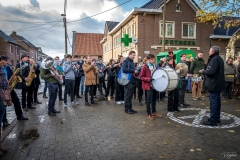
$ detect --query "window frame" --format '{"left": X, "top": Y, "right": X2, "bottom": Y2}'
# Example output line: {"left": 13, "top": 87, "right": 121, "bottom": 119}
{"left": 159, "top": 21, "right": 175, "bottom": 38}
{"left": 182, "top": 22, "right": 196, "bottom": 39}
{"left": 10, "top": 45, "right": 13, "bottom": 54}
{"left": 16, "top": 46, "right": 19, "bottom": 56}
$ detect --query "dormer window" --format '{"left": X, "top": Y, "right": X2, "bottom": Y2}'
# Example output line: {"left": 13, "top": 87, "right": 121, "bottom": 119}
{"left": 176, "top": 4, "right": 181, "bottom": 11}
{"left": 176, "top": 0, "right": 181, "bottom": 12}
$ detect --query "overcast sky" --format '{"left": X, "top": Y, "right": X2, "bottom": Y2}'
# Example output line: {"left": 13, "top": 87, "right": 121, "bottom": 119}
{"left": 0, "top": 0, "right": 147, "bottom": 59}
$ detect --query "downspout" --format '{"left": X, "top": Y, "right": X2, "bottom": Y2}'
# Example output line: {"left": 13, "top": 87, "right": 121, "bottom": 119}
{"left": 120, "top": 26, "right": 122, "bottom": 56}
{"left": 111, "top": 35, "right": 113, "bottom": 59}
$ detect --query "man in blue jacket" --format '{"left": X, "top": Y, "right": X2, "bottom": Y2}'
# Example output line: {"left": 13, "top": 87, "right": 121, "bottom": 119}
{"left": 121, "top": 51, "right": 138, "bottom": 114}
{"left": 199, "top": 46, "right": 224, "bottom": 126}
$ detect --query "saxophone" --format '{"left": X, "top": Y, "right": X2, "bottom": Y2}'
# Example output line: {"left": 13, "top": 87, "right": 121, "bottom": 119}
{"left": 26, "top": 62, "right": 37, "bottom": 87}
{"left": 9, "top": 68, "right": 22, "bottom": 92}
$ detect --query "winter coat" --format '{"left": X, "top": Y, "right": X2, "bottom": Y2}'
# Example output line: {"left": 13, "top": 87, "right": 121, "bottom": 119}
{"left": 224, "top": 63, "right": 236, "bottom": 82}
{"left": 202, "top": 54, "right": 225, "bottom": 92}
{"left": 112, "top": 63, "right": 122, "bottom": 77}
{"left": 190, "top": 58, "right": 205, "bottom": 75}
{"left": 121, "top": 57, "right": 137, "bottom": 84}
{"left": 83, "top": 62, "right": 96, "bottom": 85}
{"left": 140, "top": 64, "right": 152, "bottom": 91}
{"left": 63, "top": 62, "right": 75, "bottom": 80}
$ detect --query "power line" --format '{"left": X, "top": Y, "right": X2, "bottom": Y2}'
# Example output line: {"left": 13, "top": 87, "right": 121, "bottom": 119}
{"left": 0, "top": 18, "right": 62, "bottom": 24}
{"left": 66, "top": 0, "right": 132, "bottom": 24}
{"left": 31, "top": 21, "right": 62, "bottom": 41}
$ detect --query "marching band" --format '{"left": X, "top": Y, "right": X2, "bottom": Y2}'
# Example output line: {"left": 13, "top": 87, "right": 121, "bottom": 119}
{"left": 0, "top": 46, "right": 227, "bottom": 155}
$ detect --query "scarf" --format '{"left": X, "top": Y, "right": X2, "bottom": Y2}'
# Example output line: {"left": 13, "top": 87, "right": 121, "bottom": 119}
{"left": 0, "top": 67, "right": 9, "bottom": 90}
{"left": 147, "top": 62, "right": 155, "bottom": 74}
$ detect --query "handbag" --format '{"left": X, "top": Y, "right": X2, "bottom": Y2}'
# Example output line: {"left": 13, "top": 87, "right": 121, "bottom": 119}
{"left": 0, "top": 88, "right": 12, "bottom": 106}
{"left": 117, "top": 62, "right": 132, "bottom": 86}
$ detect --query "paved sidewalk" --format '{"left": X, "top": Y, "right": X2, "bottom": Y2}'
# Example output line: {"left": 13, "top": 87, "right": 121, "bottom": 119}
{"left": 1, "top": 92, "right": 240, "bottom": 160}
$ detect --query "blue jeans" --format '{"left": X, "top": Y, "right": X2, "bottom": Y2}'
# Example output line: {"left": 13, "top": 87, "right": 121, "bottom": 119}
{"left": 209, "top": 91, "right": 221, "bottom": 122}
{"left": 80, "top": 76, "right": 85, "bottom": 94}
{"left": 47, "top": 82, "right": 58, "bottom": 112}
{"left": 0, "top": 105, "right": 6, "bottom": 127}
{"left": 44, "top": 80, "right": 48, "bottom": 96}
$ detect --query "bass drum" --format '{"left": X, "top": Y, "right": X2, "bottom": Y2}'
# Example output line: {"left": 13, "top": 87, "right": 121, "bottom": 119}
{"left": 151, "top": 67, "right": 179, "bottom": 92}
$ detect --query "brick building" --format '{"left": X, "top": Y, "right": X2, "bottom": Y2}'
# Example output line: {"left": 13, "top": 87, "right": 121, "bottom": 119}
{"left": 0, "top": 30, "right": 21, "bottom": 67}
{"left": 101, "top": 0, "right": 240, "bottom": 62}
{"left": 10, "top": 31, "right": 38, "bottom": 60}
{"left": 72, "top": 32, "right": 104, "bottom": 59}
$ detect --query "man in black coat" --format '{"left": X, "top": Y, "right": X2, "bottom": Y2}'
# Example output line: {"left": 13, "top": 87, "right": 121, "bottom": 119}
{"left": 122, "top": 51, "right": 138, "bottom": 114}
{"left": 16, "top": 54, "right": 36, "bottom": 111}
{"left": 30, "top": 58, "right": 42, "bottom": 105}
{"left": 199, "top": 46, "right": 224, "bottom": 126}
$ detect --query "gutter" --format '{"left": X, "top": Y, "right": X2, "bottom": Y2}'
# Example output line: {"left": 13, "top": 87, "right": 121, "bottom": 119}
{"left": 209, "top": 35, "right": 232, "bottom": 39}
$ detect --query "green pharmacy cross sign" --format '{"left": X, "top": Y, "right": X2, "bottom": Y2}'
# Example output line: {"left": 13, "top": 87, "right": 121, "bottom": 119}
{"left": 121, "top": 34, "right": 132, "bottom": 47}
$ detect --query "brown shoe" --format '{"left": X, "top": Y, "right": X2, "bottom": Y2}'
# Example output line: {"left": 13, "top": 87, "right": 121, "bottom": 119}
{"left": 152, "top": 112, "right": 163, "bottom": 118}
{"left": 147, "top": 115, "right": 154, "bottom": 120}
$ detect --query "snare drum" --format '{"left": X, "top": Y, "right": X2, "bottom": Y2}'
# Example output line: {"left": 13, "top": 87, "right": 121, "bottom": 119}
{"left": 151, "top": 66, "right": 179, "bottom": 92}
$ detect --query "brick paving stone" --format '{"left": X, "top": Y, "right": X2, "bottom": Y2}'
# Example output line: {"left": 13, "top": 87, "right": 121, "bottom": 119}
{"left": 0, "top": 91, "right": 240, "bottom": 159}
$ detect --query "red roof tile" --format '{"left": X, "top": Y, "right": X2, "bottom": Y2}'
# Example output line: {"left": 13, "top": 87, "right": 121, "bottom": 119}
{"left": 74, "top": 33, "right": 103, "bottom": 56}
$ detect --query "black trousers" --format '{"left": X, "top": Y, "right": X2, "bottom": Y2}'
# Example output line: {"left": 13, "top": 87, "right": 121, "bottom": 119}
{"left": 22, "top": 84, "right": 33, "bottom": 108}
{"left": 99, "top": 77, "right": 106, "bottom": 94}
{"left": 137, "top": 79, "right": 143, "bottom": 102}
{"left": 93, "top": 85, "right": 98, "bottom": 96}
{"left": 115, "top": 77, "right": 124, "bottom": 102}
{"left": 146, "top": 87, "right": 157, "bottom": 115}
{"left": 58, "top": 83, "right": 63, "bottom": 99}
{"left": 168, "top": 88, "right": 179, "bottom": 111}
{"left": 105, "top": 77, "right": 115, "bottom": 97}
{"left": 64, "top": 79, "right": 75, "bottom": 103}
{"left": 33, "top": 85, "right": 39, "bottom": 103}
{"left": 74, "top": 77, "right": 81, "bottom": 97}
{"left": 179, "top": 80, "right": 187, "bottom": 104}
{"left": 85, "top": 85, "right": 94, "bottom": 103}
{"left": 124, "top": 83, "right": 135, "bottom": 111}
{"left": 2, "top": 90, "right": 23, "bottom": 122}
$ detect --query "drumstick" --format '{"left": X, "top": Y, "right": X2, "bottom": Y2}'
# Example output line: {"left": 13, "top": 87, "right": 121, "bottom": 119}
{"left": 154, "top": 75, "right": 165, "bottom": 80}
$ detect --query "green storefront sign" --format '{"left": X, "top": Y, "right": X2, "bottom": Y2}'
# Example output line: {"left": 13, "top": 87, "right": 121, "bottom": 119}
{"left": 160, "top": 40, "right": 196, "bottom": 45}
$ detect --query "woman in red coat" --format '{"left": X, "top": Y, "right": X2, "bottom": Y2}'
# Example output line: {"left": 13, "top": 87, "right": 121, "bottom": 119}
{"left": 140, "top": 54, "right": 163, "bottom": 120}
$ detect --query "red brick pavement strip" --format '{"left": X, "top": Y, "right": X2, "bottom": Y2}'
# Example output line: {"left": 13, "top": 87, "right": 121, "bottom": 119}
{"left": 1, "top": 93, "right": 240, "bottom": 160}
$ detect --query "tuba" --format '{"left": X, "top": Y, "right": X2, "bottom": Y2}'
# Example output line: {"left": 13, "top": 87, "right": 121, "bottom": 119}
{"left": 9, "top": 68, "right": 22, "bottom": 92}
{"left": 26, "top": 62, "right": 37, "bottom": 87}
{"left": 42, "top": 59, "right": 63, "bottom": 84}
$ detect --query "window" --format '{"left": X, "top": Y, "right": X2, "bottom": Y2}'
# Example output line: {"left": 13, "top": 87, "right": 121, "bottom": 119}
{"left": 10, "top": 45, "right": 13, "bottom": 54}
{"left": 16, "top": 47, "right": 19, "bottom": 55}
{"left": 182, "top": 23, "right": 196, "bottom": 38}
{"left": 127, "top": 27, "right": 131, "bottom": 37}
{"left": 132, "top": 23, "right": 136, "bottom": 36}
{"left": 109, "top": 40, "right": 112, "bottom": 50}
{"left": 31, "top": 51, "right": 35, "bottom": 58}
{"left": 159, "top": 21, "right": 175, "bottom": 38}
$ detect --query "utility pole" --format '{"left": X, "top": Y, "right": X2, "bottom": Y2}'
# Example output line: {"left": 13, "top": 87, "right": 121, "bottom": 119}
{"left": 161, "top": 0, "right": 167, "bottom": 52}
{"left": 61, "top": 0, "right": 68, "bottom": 55}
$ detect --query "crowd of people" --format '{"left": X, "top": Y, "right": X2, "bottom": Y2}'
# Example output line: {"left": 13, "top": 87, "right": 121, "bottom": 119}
{"left": 0, "top": 45, "right": 238, "bottom": 156}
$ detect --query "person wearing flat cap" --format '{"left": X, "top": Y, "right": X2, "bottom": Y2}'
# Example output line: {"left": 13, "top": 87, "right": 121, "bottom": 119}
{"left": 16, "top": 54, "right": 36, "bottom": 111}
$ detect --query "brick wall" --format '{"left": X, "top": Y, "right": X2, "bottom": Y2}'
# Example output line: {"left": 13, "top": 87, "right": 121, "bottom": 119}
{"left": 0, "top": 37, "right": 7, "bottom": 56}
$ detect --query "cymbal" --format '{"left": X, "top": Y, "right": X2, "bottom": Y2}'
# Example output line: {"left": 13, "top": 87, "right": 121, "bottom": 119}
{"left": 175, "top": 63, "right": 188, "bottom": 76}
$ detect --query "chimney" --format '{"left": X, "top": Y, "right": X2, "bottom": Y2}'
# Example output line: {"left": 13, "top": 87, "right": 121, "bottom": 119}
{"left": 12, "top": 31, "right": 17, "bottom": 36}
